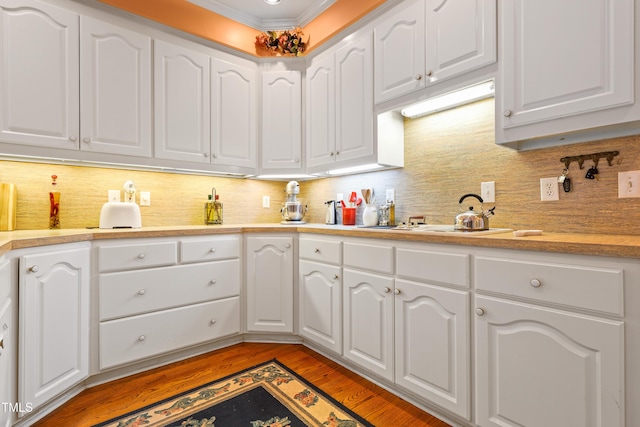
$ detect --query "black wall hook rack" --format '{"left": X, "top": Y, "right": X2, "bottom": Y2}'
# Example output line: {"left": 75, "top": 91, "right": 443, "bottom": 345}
{"left": 560, "top": 151, "right": 619, "bottom": 170}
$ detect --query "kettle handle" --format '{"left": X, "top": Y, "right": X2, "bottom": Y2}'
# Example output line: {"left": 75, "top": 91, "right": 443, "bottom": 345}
{"left": 458, "top": 193, "right": 484, "bottom": 204}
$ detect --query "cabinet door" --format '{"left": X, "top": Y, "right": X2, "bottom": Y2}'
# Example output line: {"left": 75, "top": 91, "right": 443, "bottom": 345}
{"left": 299, "top": 260, "right": 342, "bottom": 354}
{"left": 19, "top": 244, "right": 90, "bottom": 412}
{"left": 246, "top": 236, "right": 294, "bottom": 333}
{"left": 306, "top": 53, "right": 336, "bottom": 169}
{"left": 261, "top": 70, "right": 302, "bottom": 171}
{"left": 0, "top": 257, "right": 14, "bottom": 427}
{"left": 154, "top": 40, "right": 210, "bottom": 163}
{"left": 211, "top": 57, "right": 257, "bottom": 170}
{"left": 425, "top": 0, "right": 496, "bottom": 84}
{"left": 374, "top": 0, "right": 426, "bottom": 103}
{"left": 343, "top": 268, "right": 394, "bottom": 381}
{"left": 80, "top": 16, "right": 151, "bottom": 157}
{"left": 475, "top": 295, "right": 624, "bottom": 427}
{"left": 0, "top": 0, "right": 79, "bottom": 150}
{"left": 335, "top": 33, "right": 374, "bottom": 165}
{"left": 395, "top": 279, "right": 470, "bottom": 420}
{"left": 500, "top": 0, "right": 634, "bottom": 131}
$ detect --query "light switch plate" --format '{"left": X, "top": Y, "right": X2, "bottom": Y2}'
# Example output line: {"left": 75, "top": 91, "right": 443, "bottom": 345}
{"left": 481, "top": 181, "right": 495, "bottom": 203}
{"left": 262, "top": 195, "right": 270, "bottom": 208}
{"left": 108, "top": 190, "right": 120, "bottom": 203}
{"left": 140, "top": 191, "right": 151, "bottom": 206}
{"left": 618, "top": 171, "right": 640, "bottom": 198}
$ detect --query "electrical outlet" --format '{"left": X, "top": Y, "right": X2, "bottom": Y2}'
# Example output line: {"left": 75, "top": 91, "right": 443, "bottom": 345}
{"left": 540, "top": 177, "right": 559, "bottom": 201}
{"left": 481, "top": 181, "right": 495, "bottom": 203}
{"left": 262, "top": 195, "right": 270, "bottom": 208}
{"left": 618, "top": 171, "right": 640, "bottom": 198}
{"left": 337, "top": 193, "right": 343, "bottom": 203}
{"left": 386, "top": 188, "right": 395, "bottom": 203}
{"left": 140, "top": 191, "right": 151, "bottom": 206}
{"left": 108, "top": 190, "right": 120, "bottom": 203}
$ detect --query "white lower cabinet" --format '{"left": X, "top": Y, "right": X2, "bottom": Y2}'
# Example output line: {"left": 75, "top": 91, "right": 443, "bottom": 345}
{"left": 18, "top": 242, "right": 90, "bottom": 414}
{"left": 0, "top": 256, "right": 15, "bottom": 427}
{"left": 96, "top": 236, "right": 241, "bottom": 370}
{"left": 245, "top": 235, "right": 294, "bottom": 333}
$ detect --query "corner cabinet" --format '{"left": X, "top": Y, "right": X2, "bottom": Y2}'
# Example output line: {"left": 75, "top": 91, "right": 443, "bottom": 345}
{"left": 260, "top": 70, "right": 303, "bottom": 173}
{"left": 18, "top": 242, "right": 90, "bottom": 414}
{"left": 245, "top": 235, "right": 294, "bottom": 333}
{"left": 154, "top": 39, "right": 211, "bottom": 163}
{"left": 374, "top": 0, "right": 496, "bottom": 104}
{"left": 497, "top": 0, "right": 640, "bottom": 148}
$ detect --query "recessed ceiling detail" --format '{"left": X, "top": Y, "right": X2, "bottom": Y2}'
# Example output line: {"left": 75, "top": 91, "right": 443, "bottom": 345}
{"left": 187, "top": 0, "right": 337, "bottom": 31}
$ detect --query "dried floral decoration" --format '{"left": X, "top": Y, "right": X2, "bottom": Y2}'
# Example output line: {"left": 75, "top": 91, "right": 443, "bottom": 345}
{"left": 255, "top": 27, "right": 307, "bottom": 56}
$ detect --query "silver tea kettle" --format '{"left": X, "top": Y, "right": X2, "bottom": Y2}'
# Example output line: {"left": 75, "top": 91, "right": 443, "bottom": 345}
{"left": 454, "top": 193, "right": 496, "bottom": 231}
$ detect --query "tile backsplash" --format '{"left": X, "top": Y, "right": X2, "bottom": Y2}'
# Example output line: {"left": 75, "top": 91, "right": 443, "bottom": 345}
{"left": 2, "top": 98, "right": 639, "bottom": 234}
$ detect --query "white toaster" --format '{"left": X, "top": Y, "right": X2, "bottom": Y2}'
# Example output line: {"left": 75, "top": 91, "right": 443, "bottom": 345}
{"left": 99, "top": 202, "right": 142, "bottom": 229}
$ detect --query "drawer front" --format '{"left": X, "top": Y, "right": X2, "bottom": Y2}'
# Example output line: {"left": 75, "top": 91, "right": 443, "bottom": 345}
{"left": 475, "top": 256, "right": 624, "bottom": 316}
{"left": 299, "top": 237, "right": 342, "bottom": 264}
{"left": 180, "top": 236, "right": 240, "bottom": 263}
{"left": 396, "top": 248, "right": 469, "bottom": 288}
{"left": 100, "top": 259, "right": 240, "bottom": 320}
{"left": 344, "top": 241, "right": 394, "bottom": 274}
{"left": 99, "top": 297, "right": 240, "bottom": 369}
{"left": 98, "top": 241, "right": 177, "bottom": 272}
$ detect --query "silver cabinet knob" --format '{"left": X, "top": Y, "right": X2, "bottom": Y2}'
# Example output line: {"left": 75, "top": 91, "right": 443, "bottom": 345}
{"left": 138, "top": 335, "right": 146, "bottom": 341}
{"left": 28, "top": 265, "right": 39, "bottom": 273}
{"left": 314, "top": 248, "right": 320, "bottom": 253}
{"left": 384, "top": 287, "right": 391, "bottom": 293}
{"left": 69, "top": 136, "right": 77, "bottom": 142}
{"left": 210, "top": 279, "right": 217, "bottom": 285}
{"left": 475, "top": 308, "right": 486, "bottom": 316}
{"left": 209, "top": 248, "right": 216, "bottom": 253}
{"left": 415, "top": 74, "right": 423, "bottom": 80}
{"left": 212, "top": 153, "right": 217, "bottom": 159}
{"left": 285, "top": 244, "right": 291, "bottom": 249}
{"left": 82, "top": 137, "right": 90, "bottom": 143}
{"left": 203, "top": 153, "right": 209, "bottom": 157}
{"left": 335, "top": 151, "right": 340, "bottom": 156}
{"left": 426, "top": 70, "right": 433, "bottom": 77}
{"left": 137, "top": 289, "right": 146, "bottom": 295}
{"left": 394, "top": 288, "right": 400, "bottom": 295}
{"left": 333, "top": 274, "right": 339, "bottom": 280}
{"left": 210, "top": 318, "right": 217, "bottom": 325}
{"left": 504, "top": 110, "right": 513, "bottom": 117}
{"left": 530, "top": 279, "right": 542, "bottom": 288}
{"left": 137, "top": 253, "right": 145, "bottom": 259}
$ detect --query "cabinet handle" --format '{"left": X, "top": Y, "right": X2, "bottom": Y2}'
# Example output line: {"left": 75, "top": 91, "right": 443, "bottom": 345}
{"left": 69, "top": 136, "right": 77, "bottom": 142}
{"left": 137, "top": 253, "right": 145, "bottom": 259}
{"left": 209, "top": 248, "right": 216, "bottom": 253}
{"left": 415, "top": 74, "right": 422, "bottom": 80}
{"left": 394, "top": 288, "right": 400, "bottom": 295}
{"left": 210, "top": 279, "right": 217, "bottom": 285}
{"left": 333, "top": 274, "right": 339, "bottom": 280}
{"left": 0, "top": 338, "right": 4, "bottom": 349}
{"left": 530, "top": 279, "right": 542, "bottom": 288}
{"left": 475, "top": 308, "right": 486, "bottom": 316}
{"left": 82, "top": 137, "right": 90, "bottom": 143}
{"left": 285, "top": 244, "right": 291, "bottom": 249}
{"left": 384, "top": 287, "right": 391, "bottom": 293}
{"left": 504, "top": 110, "right": 513, "bottom": 117}
{"left": 137, "top": 289, "right": 146, "bottom": 295}
{"left": 28, "top": 265, "right": 39, "bottom": 273}
{"left": 426, "top": 70, "right": 433, "bottom": 77}
{"left": 203, "top": 153, "right": 209, "bottom": 157}
{"left": 138, "top": 335, "right": 146, "bottom": 341}
{"left": 295, "top": 158, "right": 300, "bottom": 163}
{"left": 330, "top": 152, "right": 334, "bottom": 157}
{"left": 210, "top": 318, "right": 217, "bottom": 325}
{"left": 335, "top": 151, "right": 340, "bottom": 156}
{"left": 314, "top": 248, "right": 320, "bottom": 253}
{"left": 212, "top": 153, "right": 217, "bottom": 159}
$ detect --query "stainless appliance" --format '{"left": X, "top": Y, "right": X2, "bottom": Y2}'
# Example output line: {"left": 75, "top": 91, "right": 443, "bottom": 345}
{"left": 281, "top": 181, "right": 307, "bottom": 223}
{"left": 454, "top": 193, "right": 496, "bottom": 231}
{"left": 325, "top": 200, "right": 337, "bottom": 224}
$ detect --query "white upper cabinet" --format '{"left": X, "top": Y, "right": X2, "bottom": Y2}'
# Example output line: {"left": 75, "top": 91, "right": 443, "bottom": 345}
{"left": 154, "top": 39, "right": 210, "bottom": 163}
{"left": 80, "top": 16, "right": 152, "bottom": 157}
{"left": 0, "top": 0, "right": 79, "bottom": 150}
{"left": 306, "top": 53, "right": 336, "bottom": 169}
{"left": 260, "top": 70, "right": 302, "bottom": 172}
{"left": 497, "top": 0, "right": 638, "bottom": 148}
{"left": 374, "top": 0, "right": 496, "bottom": 104}
{"left": 211, "top": 57, "right": 257, "bottom": 171}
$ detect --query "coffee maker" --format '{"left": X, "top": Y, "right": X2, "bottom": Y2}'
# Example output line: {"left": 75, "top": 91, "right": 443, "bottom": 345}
{"left": 281, "top": 181, "right": 307, "bottom": 224}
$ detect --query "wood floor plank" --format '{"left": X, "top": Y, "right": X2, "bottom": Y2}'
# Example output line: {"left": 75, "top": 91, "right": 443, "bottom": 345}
{"left": 32, "top": 343, "right": 452, "bottom": 427}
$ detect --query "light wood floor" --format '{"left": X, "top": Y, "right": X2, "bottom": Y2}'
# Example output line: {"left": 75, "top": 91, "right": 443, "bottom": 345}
{"left": 32, "top": 342, "right": 452, "bottom": 427}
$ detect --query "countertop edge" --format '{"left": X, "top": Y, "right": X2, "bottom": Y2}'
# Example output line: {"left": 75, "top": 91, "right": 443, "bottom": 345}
{"left": 0, "top": 224, "right": 639, "bottom": 259}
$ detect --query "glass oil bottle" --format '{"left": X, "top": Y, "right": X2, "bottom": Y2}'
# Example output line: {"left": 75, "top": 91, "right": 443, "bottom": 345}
{"left": 205, "top": 187, "right": 223, "bottom": 225}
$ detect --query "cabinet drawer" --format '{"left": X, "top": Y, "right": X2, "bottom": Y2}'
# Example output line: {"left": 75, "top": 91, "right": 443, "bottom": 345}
{"left": 299, "top": 237, "right": 342, "bottom": 264}
{"left": 396, "top": 248, "right": 469, "bottom": 288}
{"left": 99, "top": 259, "right": 240, "bottom": 320}
{"left": 344, "top": 241, "right": 394, "bottom": 274}
{"left": 98, "top": 241, "right": 177, "bottom": 272}
{"left": 99, "top": 297, "right": 240, "bottom": 369}
{"left": 180, "top": 236, "right": 240, "bottom": 263}
{"left": 475, "top": 256, "right": 624, "bottom": 316}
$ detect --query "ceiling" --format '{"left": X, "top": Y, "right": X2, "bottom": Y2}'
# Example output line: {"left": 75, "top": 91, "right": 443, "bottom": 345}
{"left": 186, "top": 0, "right": 337, "bottom": 31}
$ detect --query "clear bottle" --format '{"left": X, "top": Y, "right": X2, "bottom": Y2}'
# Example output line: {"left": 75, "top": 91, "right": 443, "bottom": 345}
{"left": 205, "top": 188, "right": 223, "bottom": 225}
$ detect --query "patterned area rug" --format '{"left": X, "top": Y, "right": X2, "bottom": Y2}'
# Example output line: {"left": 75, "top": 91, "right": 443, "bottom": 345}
{"left": 94, "top": 359, "right": 373, "bottom": 427}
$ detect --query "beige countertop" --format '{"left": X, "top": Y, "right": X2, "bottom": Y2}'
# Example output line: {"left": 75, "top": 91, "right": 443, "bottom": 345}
{"left": 0, "top": 223, "right": 639, "bottom": 259}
